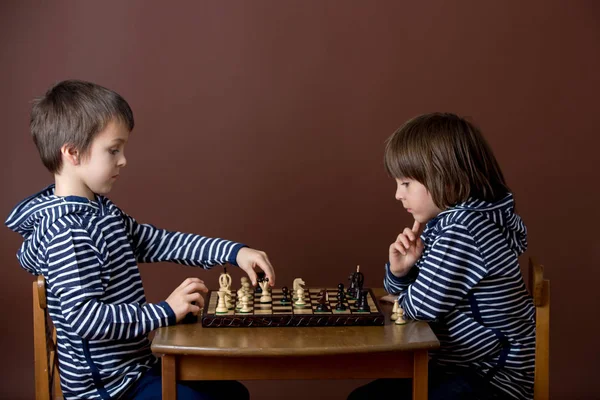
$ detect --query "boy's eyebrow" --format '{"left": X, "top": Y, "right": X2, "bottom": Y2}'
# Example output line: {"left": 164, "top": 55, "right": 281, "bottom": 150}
{"left": 110, "top": 138, "right": 126, "bottom": 144}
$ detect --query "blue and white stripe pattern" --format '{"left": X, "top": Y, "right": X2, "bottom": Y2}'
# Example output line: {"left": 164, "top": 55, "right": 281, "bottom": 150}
{"left": 6, "top": 185, "right": 245, "bottom": 399}
{"left": 384, "top": 194, "right": 535, "bottom": 400}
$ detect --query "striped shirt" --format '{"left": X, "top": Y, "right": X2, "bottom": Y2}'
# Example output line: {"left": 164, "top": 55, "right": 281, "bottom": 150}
{"left": 384, "top": 194, "right": 535, "bottom": 400}
{"left": 6, "top": 185, "right": 245, "bottom": 399}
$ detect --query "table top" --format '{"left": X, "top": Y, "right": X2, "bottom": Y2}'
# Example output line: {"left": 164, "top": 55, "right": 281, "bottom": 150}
{"left": 151, "top": 288, "right": 440, "bottom": 358}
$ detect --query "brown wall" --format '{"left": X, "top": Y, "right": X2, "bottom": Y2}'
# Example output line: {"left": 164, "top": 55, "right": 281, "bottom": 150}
{"left": 1, "top": 1, "right": 598, "bottom": 399}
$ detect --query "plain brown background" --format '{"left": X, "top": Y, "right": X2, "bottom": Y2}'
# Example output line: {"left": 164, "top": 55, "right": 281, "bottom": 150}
{"left": 1, "top": 1, "right": 598, "bottom": 399}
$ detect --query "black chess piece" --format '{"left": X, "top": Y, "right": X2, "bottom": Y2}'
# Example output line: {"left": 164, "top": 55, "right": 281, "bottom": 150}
{"left": 356, "top": 290, "right": 370, "bottom": 312}
{"left": 336, "top": 283, "right": 346, "bottom": 302}
{"left": 355, "top": 269, "right": 364, "bottom": 292}
{"left": 335, "top": 286, "right": 347, "bottom": 311}
{"left": 315, "top": 289, "right": 330, "bottom": 312}
{"left": 281, "top": 286, "right": 290, "bottom": 304}
{"left": 255, "top": 271, "right": 266, "bottom": 293}
{"left": 347, "top": 273, "right": 357, "bottom": 298}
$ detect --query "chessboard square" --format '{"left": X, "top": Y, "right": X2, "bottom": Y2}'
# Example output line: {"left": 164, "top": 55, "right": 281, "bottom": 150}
{"left": 272, "top": 306, "right": 292, "bottom": 311}
{"left": 294, "top": 309, "right": 313, "bottom": 314}
{"left": 254, "top": 309, "right": 272, "bottom": 315}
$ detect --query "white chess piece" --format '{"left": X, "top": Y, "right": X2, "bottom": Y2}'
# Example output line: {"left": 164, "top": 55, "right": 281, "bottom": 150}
{"left": 395, "top": 306, "right": 407, "bottom": 325}
{"left": 295, "top": 287, "right": 306, "bottom": 306}
{"left": 216, "top": 291, "right": 228, "bottom": 313}
{"left": 391, "top": 299, "right": 399, "bottom": 321}
{"left": 293, "top": 278, "right": 305, "bottom": 300}
{"left": 240, "top": 294, "right": 252, "bottom": 313}
{"left": 259, "top": 281, "right": 272, "bottom": 303}
{"left": 219, "top": 271, "right": 232, "bottom": 291}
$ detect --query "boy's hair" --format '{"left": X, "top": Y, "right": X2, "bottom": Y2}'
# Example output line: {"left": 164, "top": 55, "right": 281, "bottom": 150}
{"left": 384, "top": 112, "right": 509, "bottom": 209}
{"left": 31, "top": 80, "right": 134, "bottom": 174}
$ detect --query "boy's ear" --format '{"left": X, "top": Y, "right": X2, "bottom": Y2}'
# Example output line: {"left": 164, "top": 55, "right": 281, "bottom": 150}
{"left": 60, "top": 144, "right": 80, "bottom": 166}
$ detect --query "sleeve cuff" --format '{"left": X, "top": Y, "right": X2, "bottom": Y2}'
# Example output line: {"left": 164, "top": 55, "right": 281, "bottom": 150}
{"left": 385, "top": 262, "right": 419, "bottom": 284}
{"left": 158, "top": 301, "right": 177, "bottom": 326}
{"left": 228, "top": 243, "right": 248, "bottom": 267}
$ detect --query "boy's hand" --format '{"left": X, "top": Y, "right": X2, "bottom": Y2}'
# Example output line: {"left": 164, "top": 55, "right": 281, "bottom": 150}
{"left": 389, "top": 220, "right": 424, "bottom": 278}
{"left": 165, "top": 277, "right": 208, "bottom": 323}
{"left": 236, "top": 247, "right": 275, "bottom": 287}
{"left": 379, "top": 293, "right": 398, "bottom": 304}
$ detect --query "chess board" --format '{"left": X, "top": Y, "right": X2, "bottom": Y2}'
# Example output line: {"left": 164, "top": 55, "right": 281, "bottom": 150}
{"left": 201, "top": 288, "right": 385, "bottom": 327}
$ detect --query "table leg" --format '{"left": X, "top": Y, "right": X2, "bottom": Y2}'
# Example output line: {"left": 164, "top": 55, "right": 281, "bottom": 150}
{"left": 412, "top": 350, "right": 429, "bottom": 400}
{"left": 162, "top": 354, "right": 177, "bottom": 400}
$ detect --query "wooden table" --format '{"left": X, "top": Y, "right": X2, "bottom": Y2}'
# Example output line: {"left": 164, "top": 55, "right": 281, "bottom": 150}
{"left": 151, "top": 289, "right": 440, "bottom": 400}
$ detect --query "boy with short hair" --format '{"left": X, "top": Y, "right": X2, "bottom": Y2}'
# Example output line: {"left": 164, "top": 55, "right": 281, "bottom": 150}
{"left": 6, "top": 80, "right": 274, "bottom": 399}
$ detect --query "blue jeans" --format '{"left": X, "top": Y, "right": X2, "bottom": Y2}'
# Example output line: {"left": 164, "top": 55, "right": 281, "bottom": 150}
{"left": 347, "top": 364, "right": 510, "bottom": 400}
{"left": 121, "top": 363, "right": 249, "bottom": 400}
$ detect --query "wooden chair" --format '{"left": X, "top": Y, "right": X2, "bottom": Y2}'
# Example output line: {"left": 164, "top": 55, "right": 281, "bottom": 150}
{"left": 529, "top": 257, "right": 550, "bottom": 400}
{"left": 33, "top": 275, "right": 63, "bottom": 400}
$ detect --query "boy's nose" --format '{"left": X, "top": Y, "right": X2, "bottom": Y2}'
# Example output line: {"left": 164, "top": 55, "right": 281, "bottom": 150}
{"left": 118, "top": 156, "right": 127, "bottom": 167}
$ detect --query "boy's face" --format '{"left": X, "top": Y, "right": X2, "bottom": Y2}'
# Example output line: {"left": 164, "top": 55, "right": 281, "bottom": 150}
{"left": 77, "top": 120, "right": 129, "bottom": 197}
{"left": 395, "top": 178, "right": 442, "bottom": 224}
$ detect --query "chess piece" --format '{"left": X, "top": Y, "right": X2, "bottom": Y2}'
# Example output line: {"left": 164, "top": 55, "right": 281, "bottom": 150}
{"left": 239, "top": 294, "right": 252, "bottom": 313}
{"left": 391, "top": 299, "right": 399, "bottom": 321}
{"left": 216, "top": 291, "right": 228, "bottom": 313}
{"left": 335, "top": 283, "right": 347, "bottom": 311}
{"left": 356, "top": 290, "right": 370, "bottom": 312}
{"left": 223, "top": 290, "right": 234, "bottom": 309}
{"left": 259, "top": 280, "right": 272, "bottom": 303}
{"left": 355, "top": 265, "right": 364, "bottom": 296}
{"left": 219, "top": 268, "right": 232, "bottom": 291}
{"left": 255, "top": 271, "right": 266, "bottom": 293}
{"left": 281, "top": 286, "right": 290, "bottom": 304}
{"left": 347, "top": 273, "right": 356, "bottom": 298}
{"left": 315, "top": 289, "right": 330, "bottom": 312}
{"left": 293, "top": 278, "right": 306, "bottom": 300}
{"left": 395, "top": 306, "right": 407, "bottom": 325}
{"left": 242, "top": 280, "right": 252, "bottom": 297}
{"left": 295, "top": 287, "right": 306, "bottom": 306}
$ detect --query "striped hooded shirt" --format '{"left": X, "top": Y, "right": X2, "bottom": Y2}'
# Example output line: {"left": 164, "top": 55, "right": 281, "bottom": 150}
{"left": 6, "top": 185, "right": 245, "bottom": 399}
{"left": 384, "top": 194, "right": 535, "bottom": 400}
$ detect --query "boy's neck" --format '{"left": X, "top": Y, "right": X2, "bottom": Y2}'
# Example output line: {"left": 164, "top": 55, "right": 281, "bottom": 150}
{"left": 54, "top": 174, "right": 95, "bottom": 200}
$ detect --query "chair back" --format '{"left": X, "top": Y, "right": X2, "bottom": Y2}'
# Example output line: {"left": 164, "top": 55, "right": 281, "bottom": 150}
{"left": 33, "top": 276, "right": 63, "bottom": 400}
{"left": 529, "top": 257, "right": 550, "bottom": 400}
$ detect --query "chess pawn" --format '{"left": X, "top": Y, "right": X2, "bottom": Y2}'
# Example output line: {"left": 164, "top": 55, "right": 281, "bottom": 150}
{"left": 295, "top": 287, "right": 306, "bottom": 306}
{"left": 259, "top": 280, "right": 272, "bottom": 303}
{"left": 391, "top": 299, "right": 399, "bottom": 321}
{"left": 224, "top": 290, "right": 234, "bottom": 310}
{"left": 242, "top": 281, "right": 252, "bottom": 297}
{"left": 215, "top": 291, "right": 228, "bottom": 313}
{"left": 395, "top": 306, "right": 407, "bottom": 325}
{"left": 281, "top": 286, "right": 290, "bottom": 304}
{"left": 239, "top": 294, "right": 252, "bottom": 313}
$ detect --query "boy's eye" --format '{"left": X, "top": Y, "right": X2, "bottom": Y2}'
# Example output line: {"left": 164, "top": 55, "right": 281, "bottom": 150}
{"left": 401, "top": 182, "right": 409, "bottom": 187}
{"left": 109, "top": 149, "right": 119, "bottom": 155}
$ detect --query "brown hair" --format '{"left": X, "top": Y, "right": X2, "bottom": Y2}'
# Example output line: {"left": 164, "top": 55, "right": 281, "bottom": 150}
{"left": 30, "top": 80, "right": 134, "bottom": 173}
{"left": 384, "top": 112, "right": 509, "bottom": 209}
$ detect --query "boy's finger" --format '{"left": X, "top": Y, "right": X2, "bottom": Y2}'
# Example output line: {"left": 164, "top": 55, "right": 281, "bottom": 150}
{"left": 403, "top": 227, "right": 416, "bottom": 242}
{"left": 244, "top": 267, "right": 258, "bottom": 286}
{"left": 411, "top": 220, "right": 421, "bottom": 234}
{"left": 393, "top": 242, "right": 407, "bottom": 255}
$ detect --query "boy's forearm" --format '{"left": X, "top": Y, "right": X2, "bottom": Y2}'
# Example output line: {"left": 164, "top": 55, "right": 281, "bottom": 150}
{"left": 126, "top": 217, "right": 245, "bottom": 267}
{"left": 383, "top": 262, "right": 418, "bottom": 294}
{"left": 59, "top": 293, "right": 177, "bottom": 340}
